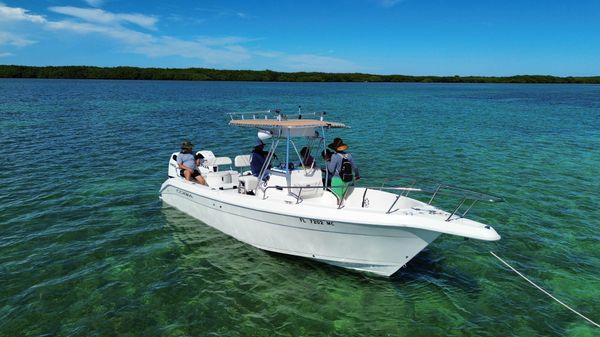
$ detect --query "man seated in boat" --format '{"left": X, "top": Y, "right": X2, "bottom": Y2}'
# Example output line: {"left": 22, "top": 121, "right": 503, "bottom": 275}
{"left": 299, "top": 147, "right": 315, "bottom": 168}
{"left": 250, "top": 139, "right": 271, "bottom": 179}
{"left": 177, "top": 140, "right": 207, "bottom": 185}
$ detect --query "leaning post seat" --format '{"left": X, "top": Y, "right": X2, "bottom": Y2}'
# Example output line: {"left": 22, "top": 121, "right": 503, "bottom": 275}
{"left": 204, "top": 170, "right": 239, "bottom": 188}
{"left": 267, "top": 168, "right": 324, "bottom": 199}
{"left": 234, "top": 154, "right": 252, "bottom": 176}
{"left": 234, "top": 155, "right": 251, "bottom": 168}
{"left": 238, "top": 175, "right": 259, "bottom": 194}
{"left": 212, "top": 157, "right": 233, "bottom": 168}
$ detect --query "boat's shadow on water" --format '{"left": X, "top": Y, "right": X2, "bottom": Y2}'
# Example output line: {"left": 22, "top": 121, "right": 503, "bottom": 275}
{"left": 391, "top": 250, "right": 481, "bottom": 290}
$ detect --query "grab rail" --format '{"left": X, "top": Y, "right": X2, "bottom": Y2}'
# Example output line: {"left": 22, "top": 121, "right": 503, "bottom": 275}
{"left": 258, "top": 176, "right": 503, "bottom": 220}
{"left": 357, "top": 175, "right": 504, "bottom": 220}
{"left": 261, "top": 185, "right": 328, "bottom": 204}
{"left": 227, "top": 109, "right": 327, "bottom": 121}
{"left": 359, "top": 175, "right": 504, "bottom": 203}
{"left": 227, "top": 110, "right": 280, "bottom": 120}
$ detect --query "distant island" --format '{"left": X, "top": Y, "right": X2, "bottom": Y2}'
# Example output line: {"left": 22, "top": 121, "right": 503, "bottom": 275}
{"left": 1, "top": 65, "right": 599, "bottom": 84}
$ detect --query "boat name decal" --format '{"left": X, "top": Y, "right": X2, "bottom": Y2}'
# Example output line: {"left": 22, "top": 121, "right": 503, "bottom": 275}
{"left": 299, "top": 217, "right": 334, "bottom": 226}
{"left": 175, "top": 188, "right": 193, "bottom": 199}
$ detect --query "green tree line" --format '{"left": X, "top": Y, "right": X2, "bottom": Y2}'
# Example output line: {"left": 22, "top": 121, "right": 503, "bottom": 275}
{"left": 1, "top": 65, "right": 599, "bottom": 83}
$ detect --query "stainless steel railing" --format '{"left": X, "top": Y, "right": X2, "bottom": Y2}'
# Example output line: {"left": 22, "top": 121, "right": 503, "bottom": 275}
{"left": 258, "top": 175, "right": 503, "bottom": 221}
{"left": 227, "top": 109, "right": 328, "bottom": 121}
{"left": 356, "top": 175, "right": 504, "bottom": 220}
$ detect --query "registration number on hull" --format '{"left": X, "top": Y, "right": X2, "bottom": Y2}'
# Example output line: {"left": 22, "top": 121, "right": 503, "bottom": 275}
{"left": 299, "top": 218, "right": 334, "bottom": 226}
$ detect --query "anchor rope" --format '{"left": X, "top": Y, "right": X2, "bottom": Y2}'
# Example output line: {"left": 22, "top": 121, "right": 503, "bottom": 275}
{"left": 490, "top": 251, "right": 599, "bottom": 328}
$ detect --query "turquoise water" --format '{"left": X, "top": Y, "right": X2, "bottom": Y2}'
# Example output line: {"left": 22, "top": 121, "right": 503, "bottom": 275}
{"left": 1, "top": 79, "right": 598, "bottom": 336}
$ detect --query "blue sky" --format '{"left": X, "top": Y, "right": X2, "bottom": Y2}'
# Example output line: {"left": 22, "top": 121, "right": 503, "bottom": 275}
{"left": 1, "top": 0, "right": 599, "bottom": 76}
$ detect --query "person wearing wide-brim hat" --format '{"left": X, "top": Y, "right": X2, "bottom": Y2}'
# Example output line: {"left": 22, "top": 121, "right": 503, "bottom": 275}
{"left": 177, "top": 139, "right": 207, "bottom": 185}
{"left": 327, "top": 137, "right": 344, "bottom": 151}
{"left": 326, "top": 138, "right": 360, "bottom": 204}
{"left": 250, "top": 139, "right": 271, "bottom": 179}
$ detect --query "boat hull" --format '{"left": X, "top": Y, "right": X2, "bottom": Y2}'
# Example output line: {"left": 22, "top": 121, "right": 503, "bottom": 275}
{"left": 160, "top": 182, "right": 440, "bottom": 276}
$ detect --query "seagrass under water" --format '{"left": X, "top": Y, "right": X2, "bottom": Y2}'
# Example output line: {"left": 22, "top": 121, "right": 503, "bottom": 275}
{"left": 0, "top": 79, "right": 598, "bottom": 336}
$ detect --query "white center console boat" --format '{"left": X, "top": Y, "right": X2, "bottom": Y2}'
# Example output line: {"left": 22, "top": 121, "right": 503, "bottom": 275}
{"left": 159, "top": 109, "right": 503, "bottom": 276}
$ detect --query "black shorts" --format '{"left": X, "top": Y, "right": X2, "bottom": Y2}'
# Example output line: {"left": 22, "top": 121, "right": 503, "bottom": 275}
{"left": 180, "top": 169, "right": 201, "bottom": 178}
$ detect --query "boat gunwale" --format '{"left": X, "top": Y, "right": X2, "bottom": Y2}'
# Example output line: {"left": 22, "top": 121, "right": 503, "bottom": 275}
{"left": 160, "top": 178, "right": 500, "bottom": 240}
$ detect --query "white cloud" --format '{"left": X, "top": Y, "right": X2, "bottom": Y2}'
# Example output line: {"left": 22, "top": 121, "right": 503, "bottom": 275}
{"left": 43, "top": 12, "right": 251, "bottom": 65}
{"left": 379, "top": 0, "right": 404, "bottom": 8}
{"left": 254, "top": 50, "right": 282, "bottom": 58}
{"left": 0, "top": 3, "right": 362, "bottom": 72}
{"left": 84, "top": 0, "right": 104, "bottom": 7}
{"left": 0, "top": 51, "right": 13, "bottom": 57}
{"left": 195, "top": 36, "right": 255, "bottom": 46}
{"left": 133, "top": 36, "right": 252, "bottom": 65}
{"left": 0, "top": 4, "right": 46, "bottom": 23}
{"left": 0, "top": 4, "right": 43, "bottom": 49}
{"left": 42, "top": 6, "right": 255, "bottom": 65}
{"left": 278, "top": 54, "right": 360, "bottom": 72}
{"left": 46, "top": 20, "right": 154, "bottom": 45}
{"left": 253, "top": 49, "right": 361, "bottom": 72}
{"left": 194, "top": 7, "right": 252, "bottom": 20}
{"left": 0, "top": 31, "right": 36, "bottom": 46}
{"left": 49, "top": 6, "right": 157, "bottom": 30}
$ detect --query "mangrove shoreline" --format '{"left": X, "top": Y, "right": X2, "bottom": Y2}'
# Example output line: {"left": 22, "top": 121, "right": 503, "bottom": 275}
{"left": 1, "top": 65, "right": 599, "bottom": 84}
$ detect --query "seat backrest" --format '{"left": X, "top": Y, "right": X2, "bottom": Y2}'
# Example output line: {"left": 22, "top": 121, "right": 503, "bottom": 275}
{"left": 168, "top": 152, "right": 181, "bottom": 178}
{"left": 197, "top": 150, "right": 217, "bottom": 172}
{"left": 213, "top": 157, "right": 232, "bottom": 166}
{"left": 197, "top": 150, "right": 215, "bottom": 162}
{"left": 234, "top": 154, "right": 251, "bottom": 168}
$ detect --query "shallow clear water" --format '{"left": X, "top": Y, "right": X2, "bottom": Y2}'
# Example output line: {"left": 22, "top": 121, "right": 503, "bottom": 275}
{"left": 1, "top": 79, "right": 598, "bottom": 336}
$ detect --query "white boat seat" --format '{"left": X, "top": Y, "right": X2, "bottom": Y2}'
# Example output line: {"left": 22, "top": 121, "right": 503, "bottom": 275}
{"left": 204, "top": 170, "right": 238, "bottom": 188}
{"left": 206, "top": 170, "right": 232, "bottom": 181}
{"left": 238, "top": 175, "right": 259, "bottom": 194}
{"left": 168, "top": 152, "right": 182, "bottom": 178}
{"left": 197, "top": 150, "right": 215, "bottom": 161}
{"left": 202, "top": 157, "right": 232, "bottom": 170}
{"left": 213, "top": 157, "right": 232, "bottom": 166}
{"left": 196, "top": 151, "right": 232, "bottom": 173}
{"left": 234, "top": 154, "right": 251, "bottom": 168}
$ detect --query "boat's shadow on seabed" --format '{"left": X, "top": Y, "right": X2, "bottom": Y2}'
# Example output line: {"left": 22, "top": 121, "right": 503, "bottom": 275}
{"left": 390, "top": 250, "right": 482, "bottom": 294}
{"left": 266, "top": 249, "right": 481, "bottom": 293}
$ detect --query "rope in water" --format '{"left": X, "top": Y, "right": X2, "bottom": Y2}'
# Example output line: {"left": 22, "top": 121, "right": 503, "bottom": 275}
{"left": 490, "top": 251, "right": 599, "bottom": 328}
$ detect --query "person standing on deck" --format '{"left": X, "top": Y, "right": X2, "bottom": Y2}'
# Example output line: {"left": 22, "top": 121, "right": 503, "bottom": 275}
{"left": 327, "top": 138, "right": 360, "bottom": 203}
